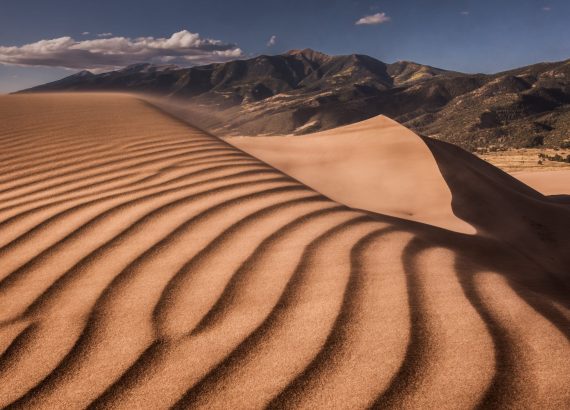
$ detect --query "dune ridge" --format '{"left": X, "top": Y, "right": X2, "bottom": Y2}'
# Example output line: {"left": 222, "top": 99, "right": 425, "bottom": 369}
{"left": 0, "top": 93, "right": 568, "bottom": 409}
{"left": 227, "top": 115, "right": 474, "bottom": 233}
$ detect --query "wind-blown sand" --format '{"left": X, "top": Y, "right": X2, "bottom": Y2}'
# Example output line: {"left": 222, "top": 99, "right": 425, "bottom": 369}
{"left": 0, "top": 93, "right": 568, "bottom": 409}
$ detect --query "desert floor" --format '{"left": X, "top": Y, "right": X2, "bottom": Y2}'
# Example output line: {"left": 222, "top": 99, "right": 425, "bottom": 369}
{"left": 479, "top": 148, "right": 570, "bottom": 173}
{"left": 0, "top": 93, "right": 568, "bottom": 409}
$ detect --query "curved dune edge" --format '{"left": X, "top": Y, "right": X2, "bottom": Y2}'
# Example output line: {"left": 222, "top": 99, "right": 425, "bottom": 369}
{"left": 227, "top": 115, "right": 476, "bottom": 234}
{"left": 0, "top": 93, "right": 568, "bottom": 409}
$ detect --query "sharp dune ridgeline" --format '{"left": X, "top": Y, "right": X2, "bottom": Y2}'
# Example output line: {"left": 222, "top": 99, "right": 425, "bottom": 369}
{"left": 0, "top": 92, "right": 568, "bottom": 409}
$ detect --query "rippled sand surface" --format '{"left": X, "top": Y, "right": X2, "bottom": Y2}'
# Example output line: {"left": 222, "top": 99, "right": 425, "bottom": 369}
{"left": 0, "top": 93, "right": 568, "bottom": 409}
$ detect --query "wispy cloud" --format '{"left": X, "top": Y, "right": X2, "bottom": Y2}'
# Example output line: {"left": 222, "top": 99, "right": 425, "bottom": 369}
{"left": 355, "top": 12, "right": 391, "bottom": 26}
{"left": 0, "top": 30, "right": 243, "bottom": 71}
{"left": 267, "top": 35, "right": 277, "bottom": 47}
{"left": 81, "top": 31, "right": 90, "bottom": 36}
{"left": 96, "top": 32, "right": 114, "bottom": 38}
{"left": 542, "top": 6, "right": 552, "bottom": 11}
{"left": 460, "top": 11, "right": 470, "bottom": 15}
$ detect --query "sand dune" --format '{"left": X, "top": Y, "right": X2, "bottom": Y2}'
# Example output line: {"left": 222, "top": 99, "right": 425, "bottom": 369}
{"left": 228, "top": 116, "right": 475, "bottom": 234}
{"left": 0, "top": 93, "right": 568, "bottom": 409}
{"left": 513, "top": 170, "right": 570, "bottom": 198}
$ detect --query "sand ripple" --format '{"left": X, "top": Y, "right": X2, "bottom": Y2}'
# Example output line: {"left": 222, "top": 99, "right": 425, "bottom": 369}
{"left": 0, "top": 93, "right": 568, "bottom": 409}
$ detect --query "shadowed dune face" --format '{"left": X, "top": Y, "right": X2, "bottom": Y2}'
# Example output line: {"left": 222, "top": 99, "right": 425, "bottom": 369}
{"left": 0, "top": 93, "right": 568, "bottom": 409}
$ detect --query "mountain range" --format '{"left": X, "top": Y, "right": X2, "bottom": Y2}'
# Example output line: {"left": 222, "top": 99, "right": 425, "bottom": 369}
{"left": 20, "top": 49, "right": 570, "bottom": 151}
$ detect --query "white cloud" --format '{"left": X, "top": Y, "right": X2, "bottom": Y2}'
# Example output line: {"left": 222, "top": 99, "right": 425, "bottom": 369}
{"left": 460, "top": 11, "right": 470, "bottom": 15}
{"left": 81, "top": 31, "right": 90, "bottom": 36}
{"left": 97, "top": 32, "right": 113, "bottom": 38}
{"left": 355, "top": 12, "right": 391, "bottom": 25}
{"left": 0, "top": 30, "right": 244, "bottom": 71}
{"left": 267, "top": 35, "right": 277, "bottom": 47}
{"left": 542, "top": 6, "right": 551, "bottom": 11}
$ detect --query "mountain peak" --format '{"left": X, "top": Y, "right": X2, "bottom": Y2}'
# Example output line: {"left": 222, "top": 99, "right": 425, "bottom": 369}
{"left": 118, "top": 63, "right": 154, "bottom": 73}
{"left": 284, "top": 48, "right": 331, "bottom": 61}
{"left": 71, "top": 70, "right": 94, "bottom": 78}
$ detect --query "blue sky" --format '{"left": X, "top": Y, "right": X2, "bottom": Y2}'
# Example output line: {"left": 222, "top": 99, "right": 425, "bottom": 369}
{"left": 1, "top": 0, "right": 568, "bottom": 93}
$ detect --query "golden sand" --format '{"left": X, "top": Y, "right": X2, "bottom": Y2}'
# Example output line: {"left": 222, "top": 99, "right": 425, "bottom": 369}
{"left": 0, "top": 93, "right": 568, "bottom": 409}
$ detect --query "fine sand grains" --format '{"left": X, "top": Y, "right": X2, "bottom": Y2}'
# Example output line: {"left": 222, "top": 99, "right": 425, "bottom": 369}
{"left": 0, "top": 93, "right": 568, "bottom": 409}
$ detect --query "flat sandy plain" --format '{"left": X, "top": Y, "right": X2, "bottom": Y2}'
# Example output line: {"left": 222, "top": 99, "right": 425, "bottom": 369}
{"left": 479, "top": 148, "right": 570, "bottom": 173}
{"left": 0, "top": 93, "right": 568, "bottom": 409}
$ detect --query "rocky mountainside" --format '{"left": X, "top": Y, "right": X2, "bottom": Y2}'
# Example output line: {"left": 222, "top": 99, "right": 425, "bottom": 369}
{"left": 21, "top": 49, "right": 570, "bottom": 151}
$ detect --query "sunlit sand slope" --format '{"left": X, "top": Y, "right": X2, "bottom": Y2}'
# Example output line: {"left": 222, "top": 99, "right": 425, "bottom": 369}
{"left": 0, "top": 93, "right": 568, "bottom": 409}
{"left": 513, "top": 170, "right": 570, "bottom": 196}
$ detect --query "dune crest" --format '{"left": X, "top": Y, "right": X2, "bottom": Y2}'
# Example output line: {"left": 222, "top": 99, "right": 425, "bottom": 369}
{"left": 228, "top": 115, "right": 475, "bottom": 233}
{"left": 0, "top": 93, "right": 568, "bottom": 409}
